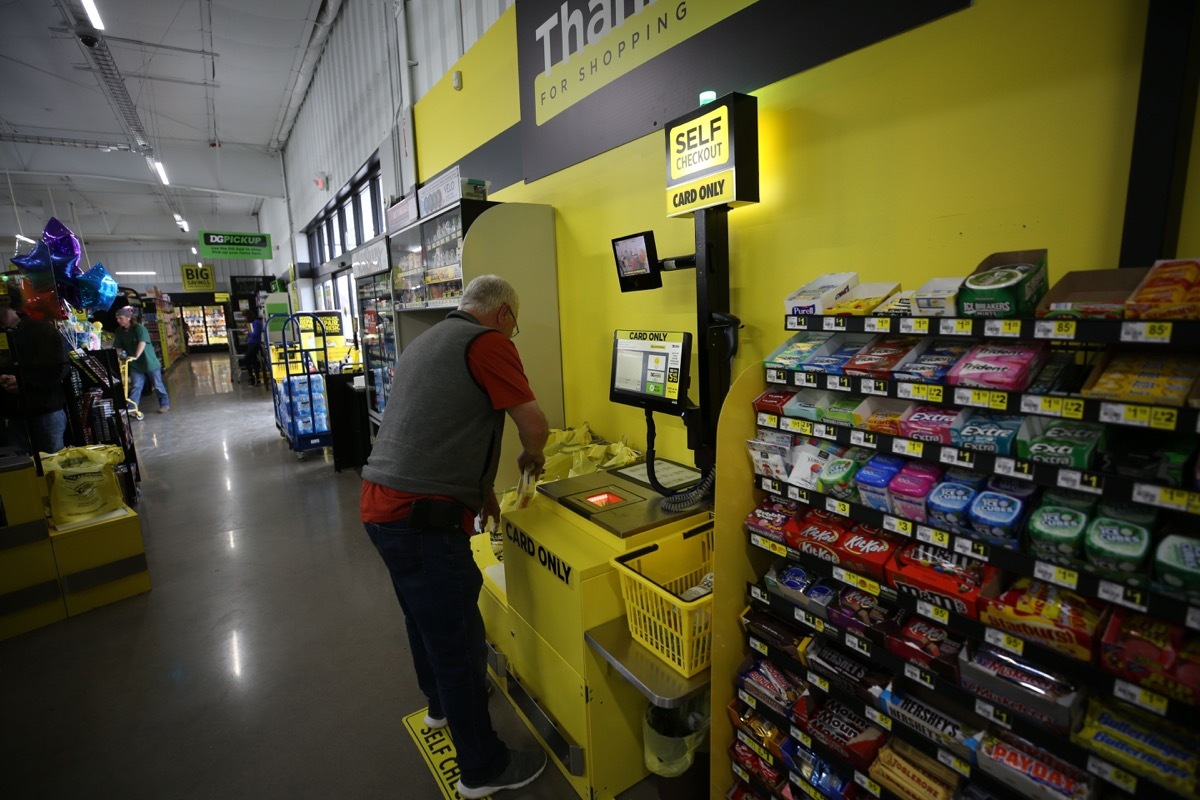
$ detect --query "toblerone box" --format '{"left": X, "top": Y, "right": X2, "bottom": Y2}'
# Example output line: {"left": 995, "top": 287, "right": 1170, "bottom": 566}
{"left": 958, "top": 249, "right": 1049, "bottom": 318}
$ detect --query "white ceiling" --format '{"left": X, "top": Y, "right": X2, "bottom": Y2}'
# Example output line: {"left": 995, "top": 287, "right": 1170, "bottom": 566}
{"left": 0, "top": 0, "right": 328, "bottom": 249}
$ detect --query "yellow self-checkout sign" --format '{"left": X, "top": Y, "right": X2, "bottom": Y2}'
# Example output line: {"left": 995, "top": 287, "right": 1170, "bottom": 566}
{"left": 664, "top": 93, "right": 758, "bottom": 218}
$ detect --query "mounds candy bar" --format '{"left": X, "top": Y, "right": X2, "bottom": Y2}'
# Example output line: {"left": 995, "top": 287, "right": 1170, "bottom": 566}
{"left": 744, "top": 496, "right": 803, "bottom": 543}
{"left": 981, "top": 578, "right": 1108, "bottom": 662}
{"left": 753, "top": 388, "right": 799, "bottom": 416}
{"left": 884, "top": 615, "right": 962, "bottom": 676}
{"left": 868, "top": 738, "right": 960, "bottom": 800}
{"left": 886, "top": 541, "right": 1000, "bottom": 618}
{"left": 958, "top": 642, "right": 1080, "bottom": 733}
{"left": 880, "top": 684, "right": 983, "bottom": 758}
{"left": 828, "top": 586, "right": 888, "bottom": 634}
{"left": 806, "top": 637, "right": 888, "bottom": 703}
{"left": 977, "top": 730, "right": 1095, "bottom": 800}
{"left": 828, "top": 524, "right": 898, "bottom": 581}
{"left": 1101, "top": 608, "right": 1200, "bottom": 708}
{"left": 1072, "top": 699, "right": 1198, "bottom": 795}
{"left": 808, "top": 699, "right": 887, "bottom": 772}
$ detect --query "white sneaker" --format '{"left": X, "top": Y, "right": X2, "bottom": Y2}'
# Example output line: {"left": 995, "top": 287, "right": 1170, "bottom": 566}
{"left": 457, "top": 748, "right": 547, "bottom": 799}
{"left": 423, "top": 712, "right": 447, "bottom": 730}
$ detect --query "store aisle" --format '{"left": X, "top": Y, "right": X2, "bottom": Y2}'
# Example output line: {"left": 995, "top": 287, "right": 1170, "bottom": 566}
{"left": 1, "top": 355, "right": 657, "bottom": 799}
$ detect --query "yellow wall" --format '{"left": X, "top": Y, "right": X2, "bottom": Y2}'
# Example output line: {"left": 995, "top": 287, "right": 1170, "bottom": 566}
{"left": 415, "top": 0, "right": 1200, "bottom": 465}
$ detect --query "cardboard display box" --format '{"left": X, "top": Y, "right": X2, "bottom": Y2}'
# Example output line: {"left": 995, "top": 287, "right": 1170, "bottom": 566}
{"left": 1036, "top": 268, "right": 1147, "bottom": 319}
{"left": 49, "top": 505, "right": 151, "bottom": 616}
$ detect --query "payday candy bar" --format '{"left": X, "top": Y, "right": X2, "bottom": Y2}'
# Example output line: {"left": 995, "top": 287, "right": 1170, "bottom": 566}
{"left": 808, "top": 700, "right": 887, "bottom": 771}
{"left": 869, "top": 739, "right": 960, "bottom": 800}
{"left": 977, "top": 730, "right": 1093, "bottom": 800}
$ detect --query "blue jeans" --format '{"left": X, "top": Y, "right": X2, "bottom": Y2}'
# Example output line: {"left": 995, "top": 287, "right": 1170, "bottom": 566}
{"left": 129, "top": 368, "right": 169, "bottom": 410}
{"left": 364, "top": 519, "right": 508, "bottom": 785}
{"left": 1, "top": 409, "right": 67, "bottom": 454}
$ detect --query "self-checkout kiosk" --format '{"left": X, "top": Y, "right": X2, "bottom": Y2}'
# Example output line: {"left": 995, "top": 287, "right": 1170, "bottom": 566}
{"left": 475, "top": 93, "right": 758, "bottom": 799}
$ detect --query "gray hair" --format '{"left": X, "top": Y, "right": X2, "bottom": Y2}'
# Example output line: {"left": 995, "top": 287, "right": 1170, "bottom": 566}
{"left": 460, "top": 274, "right": 518, "bottom": 315}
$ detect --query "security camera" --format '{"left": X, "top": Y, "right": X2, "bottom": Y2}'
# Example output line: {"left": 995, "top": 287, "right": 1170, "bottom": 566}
{"left": 77, "top": 30, "right": 100, "bottom": 48}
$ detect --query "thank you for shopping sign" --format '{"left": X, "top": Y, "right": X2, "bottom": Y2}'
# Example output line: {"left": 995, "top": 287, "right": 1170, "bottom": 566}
{"left": 199, "top": 231, "right": 272, "bottom": 260}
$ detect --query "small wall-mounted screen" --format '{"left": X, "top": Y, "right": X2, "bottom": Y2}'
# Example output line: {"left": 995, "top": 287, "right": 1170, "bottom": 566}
{"left": 609, "top": 329, "right": 692, "bottom": 414}
{"left": 612, "top": 231, "right": 662, "bottom": 292}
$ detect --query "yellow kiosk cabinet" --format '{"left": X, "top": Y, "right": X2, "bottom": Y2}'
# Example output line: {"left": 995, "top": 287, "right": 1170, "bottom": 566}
{"left": 0, "top": 454, "right": 65, "bottom": 640}
{"left": 49, "top": 505, "right": 151, "bottom": 616}
{"left": 477, "top": 467, "right": 710, "bottom": 800}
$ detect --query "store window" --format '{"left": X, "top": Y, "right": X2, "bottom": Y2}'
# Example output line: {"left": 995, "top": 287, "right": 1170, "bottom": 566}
{"left": 342, "top": 204, "right": 358, "bottom": 252}
{"left": 327, "top": 217, "right": 340, "bottom": 259}
{"left": 359, "top": 184, "right": 377, "bottom": 240}
{"left": 303, "top": 153, "right": 380, "bottom": 267}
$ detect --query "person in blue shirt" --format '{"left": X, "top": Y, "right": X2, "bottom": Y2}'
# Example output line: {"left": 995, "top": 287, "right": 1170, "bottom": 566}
{"left": 244, "top": 307, "right": 265, "bottom": 386}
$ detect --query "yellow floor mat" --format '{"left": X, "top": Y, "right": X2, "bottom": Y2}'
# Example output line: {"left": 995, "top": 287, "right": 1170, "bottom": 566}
{"left": 402, "top": 708, "right": 492, "bottom": 799}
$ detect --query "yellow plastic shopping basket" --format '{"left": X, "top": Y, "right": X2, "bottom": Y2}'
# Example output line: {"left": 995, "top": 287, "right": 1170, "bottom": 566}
{"left": 611, "top": 521, "right": 714, "bottom": 678}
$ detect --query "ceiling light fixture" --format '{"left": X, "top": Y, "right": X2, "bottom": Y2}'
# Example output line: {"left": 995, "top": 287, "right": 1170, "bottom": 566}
{"left": 114, "top": 271, "right": 156, "bottom": 276}
{"left": 180, "top": 220, "right": 189, "bottom": 232}
{"left": 191, "top": 246, "right": 197, "bottom": 255}
{"left": 81, "top": 0, "right": 106, "bottom": 31}
{"left": 15, "top": 234, "right": 36, "bottom": 245}
{"left": 173, "top": 213, "right": 183, "bottom": 221}
{"left": 153, "top": 160, "right": 169, "bottom": 185}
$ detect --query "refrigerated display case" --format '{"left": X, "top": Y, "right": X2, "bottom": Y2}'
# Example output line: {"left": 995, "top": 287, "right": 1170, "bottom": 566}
{"left": 355, "top": 270, "right": 396, "bottom": 423}
{"left": 180, "top": 304, "right": 229, "bottom": 350}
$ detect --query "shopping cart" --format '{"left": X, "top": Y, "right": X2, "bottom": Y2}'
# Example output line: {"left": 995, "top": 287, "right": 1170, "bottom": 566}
{"left": 119, "top": 354, "right": 143, "bottom": 420}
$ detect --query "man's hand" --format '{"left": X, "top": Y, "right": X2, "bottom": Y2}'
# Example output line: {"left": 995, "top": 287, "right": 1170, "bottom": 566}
{"left": 0, "top": 374, "right": 16, "bottom": 395}
{"left": 517, "top": 449, "right": 545, "bottom": 479}
{"left": 481, "top": 492, "right": 502, "bottom": 532}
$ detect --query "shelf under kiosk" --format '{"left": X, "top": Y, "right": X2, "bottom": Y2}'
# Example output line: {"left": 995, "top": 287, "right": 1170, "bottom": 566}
{"left": 475, "top": 465, "right": 710, "bottom": 800}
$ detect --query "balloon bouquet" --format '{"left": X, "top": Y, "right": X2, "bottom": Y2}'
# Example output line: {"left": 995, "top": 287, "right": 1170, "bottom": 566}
{"left": 8, "top": 218, "right": 119, "bottom": 329}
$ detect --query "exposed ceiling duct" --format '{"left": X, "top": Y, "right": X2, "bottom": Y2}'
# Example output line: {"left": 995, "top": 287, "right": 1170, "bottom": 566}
{"left": 0, "top": 133, "right": 132, "bottom": 151}
{"left": 268, "top": 0, "right": 344, "bottom": 153}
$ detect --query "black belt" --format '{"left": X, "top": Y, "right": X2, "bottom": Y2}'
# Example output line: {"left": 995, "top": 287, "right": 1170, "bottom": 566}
{"left": 409, "top": 498, "right": 465, "bottom": 529}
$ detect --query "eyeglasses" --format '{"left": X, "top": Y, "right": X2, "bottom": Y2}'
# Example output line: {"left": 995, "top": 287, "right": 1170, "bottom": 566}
{"left": 505, "top": 304, "right": 520, "bottom": 337}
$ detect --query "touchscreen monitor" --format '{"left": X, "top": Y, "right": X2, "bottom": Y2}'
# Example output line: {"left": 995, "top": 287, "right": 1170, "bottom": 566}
{"left": 609, "top": 329, "right": 692, "bottom": 414}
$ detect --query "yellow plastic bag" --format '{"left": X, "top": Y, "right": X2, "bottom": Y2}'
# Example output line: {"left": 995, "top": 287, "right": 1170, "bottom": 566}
{"left": 41, "top": 445, "right": 125, "bottom": 526}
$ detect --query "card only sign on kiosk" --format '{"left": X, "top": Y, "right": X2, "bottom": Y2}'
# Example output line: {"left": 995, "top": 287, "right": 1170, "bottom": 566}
{"left": 609, "top": 329, "right": 691, "bottom": 415}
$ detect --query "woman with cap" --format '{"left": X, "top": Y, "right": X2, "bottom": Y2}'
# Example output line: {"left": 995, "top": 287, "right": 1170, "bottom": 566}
{"left": 114, "top": 306, "right": 170, "bottom": 414}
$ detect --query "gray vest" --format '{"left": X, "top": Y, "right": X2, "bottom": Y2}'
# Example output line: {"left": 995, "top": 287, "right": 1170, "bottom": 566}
{"left": 361, "top": 311, "right": 505, "bottom": 512}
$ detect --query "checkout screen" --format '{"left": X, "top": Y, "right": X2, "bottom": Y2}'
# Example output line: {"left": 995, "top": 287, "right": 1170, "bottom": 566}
{"left": 613, "top": 333, "right": 684, "bottom": 401}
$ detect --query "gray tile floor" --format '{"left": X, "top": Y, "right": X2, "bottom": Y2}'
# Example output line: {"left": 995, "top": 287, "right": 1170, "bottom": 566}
{"left": 1, "top": 354, "right": 668, "bottom": 800}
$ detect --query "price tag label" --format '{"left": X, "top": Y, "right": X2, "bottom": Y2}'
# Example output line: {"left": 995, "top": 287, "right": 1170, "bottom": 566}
{"left": 994, "top": 457, "right": 1034, "bottom": 480}
{"left": 807, "top": 671, "right": 830, "bottom": 692}
{"left": 766, "top": 368, "right": 786, "bottom": 385}
{"left": 985, "top": 627, "right": 1025, "bottom": 655}
{"left": 896, "top": 382, "right": 924, "bottom": 400}
{"left": 854, "top": 771, "right": 882, "bottom": 797}
{"left": 863, "top": 707, "right": 893, "bottom": 730}
{"left": 917, "top": 525, "right": 951, "bottom": 549}
{"left": 787, "top": 486, "right": 809, "bottom": 503}
{"left": 850, "top": 430, "right": 878, "bottom": 448}
{"left": 781, "top": 417, "right": 812, "bottom": 435}
{"left": 883, "top": 515, "right": 913, "bottom": 537}
{"left": 1021, "top": 394, "right": 1063, "bottom": 416}
{"left": 864, "top": 317, "right": 891, "bottom": 333}
{"left": 827, "top": 375, "right": 851, "bottom": 392}
{"left": 927, "top": 384, "right": 944, "bottom": 403}
{"left": 860, "top": 378, "right": 890, "bottom": 397}
{"left": 795, "top": 607, "right": 825, "bottom": 633}
{"left": 1097, "top": 581, "right": 1148, "bottom": 613}
{"left": 749, "top": 637, "right": 769, "bottom": 656}
{"left": 1057, "top": 469, "right": 1103, "bottom": 495}
{"left": 750, "top": 534, "right": 788, "bottom": 558}
{"left": 1120, "top": 321, "right": 1172, "bottom": 344}
{"left": 936, "top": 443, "right": 974, "bottom": 470}
{"left": 939, "top": 318, "right": 974, "bottom": 336}
{"left": 786, "top": 315, "right": 804, "bottom": 331}
{"left": 732, "top": 764, "right": 751, "bottom": 784}
{"left": 790, "top": 774, "right": 823, "bottom": 800}
{"left": 1151, "top": 407, "right": 1178, "bottom": 431}
{"left": 738, "top": 689, "right": 757, "bottom": 709}
{"left": 794, "top": 371, "right": 818, "bottom": 388}
{"left": 975, "top": 699, "right": 1012, "bottom": 728}
{"left": 760, "top": 477, "right": 782, "bottom": 495}
{"left": 917, "top": 600, "right": 950, "bottom": 624}
{"left": 845, "top": 632, "right": 871, "bottom": 657}
{"left": 738, "top": 731, "right": 773, "bottom": 764}
{"left": 833, "top": 566, "right": 881, "bottom": 595}
{"left": 1187, "top": 606, "right": 1200, "bottom": 632}
{"left": 899, "top": 317, "right": 930, "bottom": 334}
{"left": 1034, "top": 560, "right": 1079, "bottom": 590}
{"left": 1131, "top": 482, "right": 1194, "bottom": 514}
{"left": 954, "top": 387, "right": 992, "bottom": 408}
{"left": 1062, "top": 398, "right": 1084, "bottom": 419}
{"left": 938, "top": 749, "right": 971, "bottom": 777}
{"left": 1034, "top": 319, "right": 1076, "bottom": 340}
{"left": 822, "top": 316, "right": 847, "bottom": 332}
{"left": 989, "top": 391, "right": 1008, "bottom": 411}
{"left": 953, "top": 536, "right": 990, "bottom": 562}
{"left": 825, "top": 497, "right": 850, "bottom": 517}
{"left": 1113, "top": 679, "right": 1168, "bottom": 716}
{"left": 904, "top": 663, "right": 935, "bottom": 689}
{"left": 1086, "top": 755, "right": 1138, "bottom": 793}
{"left": 756, "top": 412, "right": 779, "bottom": 428}
{"left": 892, "top": 438, "right": 925, "bottom": 458}
{"left": 984, "top": 319, "right": 1023, "bottom": 337}
{"left": 750, "top": 585, "right": 768, "bottom": 604}
{"left": 813, "top": 423, "right": 838, "bottom": 440}
{"left": 790, "top": 726, "right": 813, "bottom": 748}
